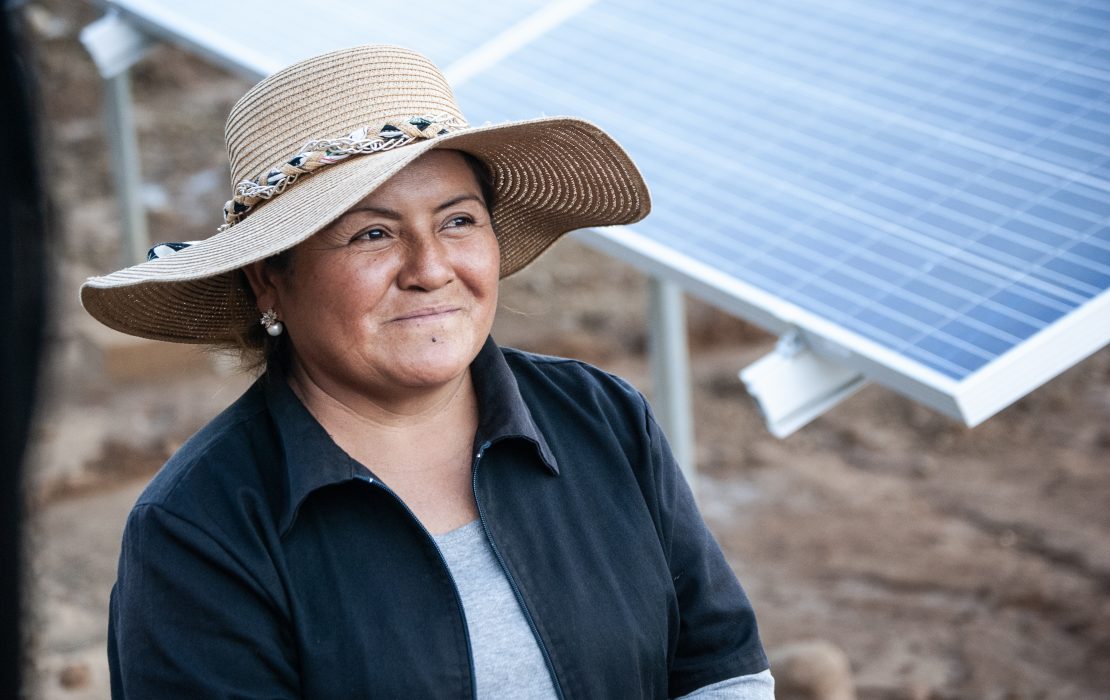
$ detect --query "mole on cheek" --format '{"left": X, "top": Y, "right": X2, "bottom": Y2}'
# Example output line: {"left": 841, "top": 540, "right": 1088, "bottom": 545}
{"left": 432, "top": 336, "right": 438, "bottom": 343}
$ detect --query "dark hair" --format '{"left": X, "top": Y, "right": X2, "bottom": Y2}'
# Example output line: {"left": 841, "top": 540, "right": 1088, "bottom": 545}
{"left": 460, "top": 150, "right": 497, "bottom": 212}
{"left": 225, "top": 149, "right": 498, "bottom": 372}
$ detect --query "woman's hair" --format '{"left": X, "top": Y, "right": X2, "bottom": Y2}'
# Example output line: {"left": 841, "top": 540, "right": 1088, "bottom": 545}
{"left": 222, "top": 150, "right": 497, "bottom": 373}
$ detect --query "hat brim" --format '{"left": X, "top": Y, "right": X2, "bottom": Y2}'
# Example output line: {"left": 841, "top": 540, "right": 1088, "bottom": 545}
{"left": 80, "top": 117, "right": 650, "bottom": 344}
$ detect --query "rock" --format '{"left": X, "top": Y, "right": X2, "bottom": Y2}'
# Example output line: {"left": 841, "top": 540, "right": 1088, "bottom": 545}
{"left": 58, "top": 661, "right": 92, "bottom": 689}
{"left": 769, "top": 639, "right": 856, "bottom": 700}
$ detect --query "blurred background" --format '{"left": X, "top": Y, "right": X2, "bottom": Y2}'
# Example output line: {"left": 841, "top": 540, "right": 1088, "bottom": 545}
{"left": 15, "top": 0, "right": 1110, "bottom": 698}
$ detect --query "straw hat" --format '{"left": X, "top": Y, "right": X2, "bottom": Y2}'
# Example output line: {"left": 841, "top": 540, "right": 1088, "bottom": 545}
{"left": 80, "top": 44, "right": 650, "bottom": 344}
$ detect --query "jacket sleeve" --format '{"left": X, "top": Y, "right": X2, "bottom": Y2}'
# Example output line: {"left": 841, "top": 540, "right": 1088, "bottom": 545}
{"left": 639, "top": 399, "right": 770, "bottom": 698}
{"left": 108, "top": 503, "right": 298, "bottom": 699}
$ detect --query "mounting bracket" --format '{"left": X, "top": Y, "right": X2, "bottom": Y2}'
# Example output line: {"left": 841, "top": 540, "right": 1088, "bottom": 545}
{"left": 740, "top": 329, "right": 868, "bottom": 438}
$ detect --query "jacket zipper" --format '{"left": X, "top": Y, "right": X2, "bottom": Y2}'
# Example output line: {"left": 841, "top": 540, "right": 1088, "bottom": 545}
{"left": 355, "top": 474, "right": 478, "bottom": 700}
{"left": 471, "top": 441, "right": 567, "bottom": 700}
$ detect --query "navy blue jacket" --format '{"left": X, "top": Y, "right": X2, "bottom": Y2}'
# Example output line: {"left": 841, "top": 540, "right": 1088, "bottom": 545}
{"left": 108, "top": 338, "right": 767, "bottom": 698}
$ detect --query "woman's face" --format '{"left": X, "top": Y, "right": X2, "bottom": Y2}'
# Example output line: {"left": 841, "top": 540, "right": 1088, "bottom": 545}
{"left": 248, "top": 149, "right": 500, "bottom": 403}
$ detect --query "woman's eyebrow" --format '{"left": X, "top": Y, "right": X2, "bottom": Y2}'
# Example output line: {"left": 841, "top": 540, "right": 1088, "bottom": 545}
{"left": 347, "top": 204, "right": 402, "bottom": 219}
{"left": 434, "top": 193, "right": 485, "bottom": 212}
{"left": 346, "top": 193, "right": 484, "bottom": 220}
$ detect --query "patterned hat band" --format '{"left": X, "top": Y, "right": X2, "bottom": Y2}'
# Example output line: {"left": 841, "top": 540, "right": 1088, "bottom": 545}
{"left": 218, "top": 113, "right": 468, "bottom": 231}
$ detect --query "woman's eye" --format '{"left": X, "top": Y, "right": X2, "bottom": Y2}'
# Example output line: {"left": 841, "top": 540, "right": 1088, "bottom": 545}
{"left": 446, "top": 215, "right": 474, "bottom": 228}
{"left": 353, "top": 228, "right": 388, "bottom": 242}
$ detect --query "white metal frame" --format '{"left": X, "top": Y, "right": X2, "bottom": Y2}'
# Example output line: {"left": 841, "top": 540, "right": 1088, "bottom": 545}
{"left": 957, "top": 286, "right": 1110, "bottom": 425}
{"left": 89, "top": 1, "right": 276, "bottom": 80}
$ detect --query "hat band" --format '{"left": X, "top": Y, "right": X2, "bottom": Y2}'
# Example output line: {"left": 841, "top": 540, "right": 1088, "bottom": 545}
{"left": 218, "top": 113, "right": 468, "bottom": 232}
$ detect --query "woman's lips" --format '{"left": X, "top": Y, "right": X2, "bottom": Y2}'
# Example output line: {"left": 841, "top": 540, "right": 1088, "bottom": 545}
{"left": 390, "top": 306, "right": 460, "bottom": 322}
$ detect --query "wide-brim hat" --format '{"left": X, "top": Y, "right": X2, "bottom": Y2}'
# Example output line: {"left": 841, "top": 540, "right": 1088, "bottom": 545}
{"left": 80, "top": 44, "right": 650, "bottom": 344}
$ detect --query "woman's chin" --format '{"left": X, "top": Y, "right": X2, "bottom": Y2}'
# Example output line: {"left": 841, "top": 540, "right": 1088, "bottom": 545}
{"left": 385, "top": 337, "right": 479, "bottom": 389}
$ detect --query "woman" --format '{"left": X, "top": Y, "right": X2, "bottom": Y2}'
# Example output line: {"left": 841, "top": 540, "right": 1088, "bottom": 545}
{"left": 82, "top": 45, "right": 772, "bottom": 698}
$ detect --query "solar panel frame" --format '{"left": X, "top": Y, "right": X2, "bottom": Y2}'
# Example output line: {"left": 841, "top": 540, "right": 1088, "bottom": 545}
{"left": 95, "top": 0, "right": 552, "bottom": 80}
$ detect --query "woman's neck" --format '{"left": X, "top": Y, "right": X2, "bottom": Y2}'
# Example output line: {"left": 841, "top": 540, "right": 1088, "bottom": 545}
{"left": 286, "top": 358, "right": 480, "bottom": 470}
{"left": 286, "top": 357, "right": 482, "bottom": 533}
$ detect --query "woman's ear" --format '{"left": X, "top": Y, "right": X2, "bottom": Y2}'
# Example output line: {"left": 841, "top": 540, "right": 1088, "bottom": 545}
{"left": 242, "top": 259, "right": 284, "bottom": 313}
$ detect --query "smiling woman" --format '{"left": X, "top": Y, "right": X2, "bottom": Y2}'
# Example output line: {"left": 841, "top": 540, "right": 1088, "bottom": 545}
{"left": 244, "top": 150, "right": 502, "bottom": 531}
{"left": 81, "top": 45, "right": 773, "bottom": 699}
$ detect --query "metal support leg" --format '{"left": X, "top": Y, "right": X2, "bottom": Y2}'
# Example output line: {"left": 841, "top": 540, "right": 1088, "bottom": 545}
{"left": 104, "top": 69, "right": 149, "bottom": 266}
{"left": 81, "top": 11, "right": 154, "bottom": 266}
{"left": 648, "top": 276, "right": 696, "bottom": 490}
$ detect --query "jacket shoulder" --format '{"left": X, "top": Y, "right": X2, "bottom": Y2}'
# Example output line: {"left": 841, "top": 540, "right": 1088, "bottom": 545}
{"left": 501, "top": 346, "right": 646, "bottom": 408}
{"left": 133, "top": 380, "right": 274, "bottom": 513}
{"left": 499, "top": 346, "right": 653, "bottom": 456}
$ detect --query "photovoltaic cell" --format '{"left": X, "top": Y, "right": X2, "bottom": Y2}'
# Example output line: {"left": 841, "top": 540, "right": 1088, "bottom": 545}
{"left": 454, "top": 0, "right": 1110, "bottom": 380}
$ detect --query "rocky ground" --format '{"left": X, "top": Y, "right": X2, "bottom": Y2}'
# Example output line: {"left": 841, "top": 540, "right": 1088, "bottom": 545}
{"left": 19, "top": 2, "right": 1110, "bottom": 699}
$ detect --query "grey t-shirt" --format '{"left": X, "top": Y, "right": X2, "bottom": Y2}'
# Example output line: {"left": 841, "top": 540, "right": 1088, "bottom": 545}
{"left": 434, "top": 519, "right": 558, "bottom": 699}
{"left": 433, "top": 520, "right": 774, "bottom": 699}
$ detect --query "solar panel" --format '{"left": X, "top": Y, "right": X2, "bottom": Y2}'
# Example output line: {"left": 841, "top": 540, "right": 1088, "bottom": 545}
{"left": 93, "top": 0, "right": 1110, "bottom": 430}
{"left": 450, "top": 0, "right": 1110, "bottom": 424}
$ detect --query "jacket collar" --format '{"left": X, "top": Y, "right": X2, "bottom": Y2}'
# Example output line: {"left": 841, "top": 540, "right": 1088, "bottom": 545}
{"left": 265, "top": 336, "right": 559, "bottom": 536}
{"left": 469, "top": 336, "right": 559, "bottom": 473}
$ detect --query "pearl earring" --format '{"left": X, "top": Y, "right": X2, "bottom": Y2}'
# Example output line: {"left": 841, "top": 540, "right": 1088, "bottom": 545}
{"left": 260, "top": 308, "right": 284, "bottom": 337}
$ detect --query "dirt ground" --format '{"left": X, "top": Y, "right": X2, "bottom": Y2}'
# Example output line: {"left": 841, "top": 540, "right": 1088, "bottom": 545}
{"left": 19, "top": 2, "right": 1110, "bottom": 699}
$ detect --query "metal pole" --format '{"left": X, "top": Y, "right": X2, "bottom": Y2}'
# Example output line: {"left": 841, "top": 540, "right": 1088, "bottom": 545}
{"left": 103, "top": 68, "right": 149, "bottom": 266}
{"left": 647, "top": 276, "right": 696, "bottom": 490}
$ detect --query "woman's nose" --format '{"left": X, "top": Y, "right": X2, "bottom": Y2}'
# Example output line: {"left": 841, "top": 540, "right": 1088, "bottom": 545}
{"left": 396, "top": 234, "right": 453, "bottom": 291}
